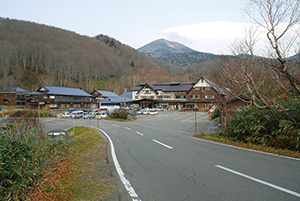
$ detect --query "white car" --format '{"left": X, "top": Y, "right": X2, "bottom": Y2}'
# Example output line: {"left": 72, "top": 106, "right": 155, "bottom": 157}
{"left": 70, "top": 110, "right": 84, "bottom": 118}
{"left": 156, "top": 107, "right": 164, "bottom": 111}
{"left": 95, "top": 112, "right": 108, "bottom": 119}
{"left": 149, "top": 109, "right": 158, "bottom": 115}
{"left": 62, "top": 112, "right": 72, "bottom": 118}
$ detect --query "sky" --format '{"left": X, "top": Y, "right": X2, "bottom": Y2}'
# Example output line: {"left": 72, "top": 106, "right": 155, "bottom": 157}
{"left": 1, "top": 0, "right": 254, "bottom": 54}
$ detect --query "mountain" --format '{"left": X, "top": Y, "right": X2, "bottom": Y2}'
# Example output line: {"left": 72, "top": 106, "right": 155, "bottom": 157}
{"left": 0, "top": 18, "right": 187, "bottom": 93}
{"left": 137, "top": 38, "right": 197, "bottom": 57}
{"left": 137, "top": 38, "right": 219, "bottom": 67}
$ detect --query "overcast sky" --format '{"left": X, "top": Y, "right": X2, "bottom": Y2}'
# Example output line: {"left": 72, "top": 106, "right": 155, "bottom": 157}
{"left": 1, "top": 0, "right": 253, "bottom": 54}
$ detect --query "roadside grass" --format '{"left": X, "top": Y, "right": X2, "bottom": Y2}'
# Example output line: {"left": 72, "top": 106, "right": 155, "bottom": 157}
{"left": 194, "top": 133, "right": 300, "bottom": 159}
{"left": 28, "top": 126, "right": 118, "bottom": 200}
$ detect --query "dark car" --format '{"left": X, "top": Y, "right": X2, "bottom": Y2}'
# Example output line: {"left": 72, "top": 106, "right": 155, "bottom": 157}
{"left": 47, "top": 130, "right": 68, "bottom": 138}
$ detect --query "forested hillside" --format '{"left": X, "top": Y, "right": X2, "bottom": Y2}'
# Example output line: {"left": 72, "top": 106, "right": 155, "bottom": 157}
{"left": 0, "top": 18, "right": 186, "bottom": 93}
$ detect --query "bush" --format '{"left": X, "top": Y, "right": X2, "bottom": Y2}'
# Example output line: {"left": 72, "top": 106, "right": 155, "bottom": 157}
{"left": 219, "top": 96, "right": 300, "bottom": 152}
{"left": 211, "top": 106, "right": 221, "bottom": 120}
{"left": 108, "top": 110, "right": 128, "bottom": 120}
{"left": 0, "top": 118, "right": 71, "bottom": 200}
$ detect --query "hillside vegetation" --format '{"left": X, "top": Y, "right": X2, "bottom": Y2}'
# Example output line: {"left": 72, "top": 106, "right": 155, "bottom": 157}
{"left": 0, "top": 18, "right": 187, "bottom": 93}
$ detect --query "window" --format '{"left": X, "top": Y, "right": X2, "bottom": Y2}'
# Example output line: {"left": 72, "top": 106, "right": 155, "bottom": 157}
{"left": 191, "top": 95, "right": 196, "bottom": 99}
{"left": 195, "top": 87, "right": 200, "bottom": 90}
{"left": 157, "top": 96, "right": 163, "bottom": 99}
{"left": 175, "top": 95, "right": 181, "bottom": 99}
{"left": 205, "top": 95, "right": 215, "bottom": 99}
{"left": 50, "top": 104, "right": 57, "bottom": 108}
{"left": 50, "top": 95, "right": 55, "bottom": 99}
{"left": 196, "top": 95, "right": 200, "bottom": 99}
{"left": 203, "top": 87, "right": 210, "bottom": 91}
{"left": 11, "top": 94, "right": 15, "bottom": 97}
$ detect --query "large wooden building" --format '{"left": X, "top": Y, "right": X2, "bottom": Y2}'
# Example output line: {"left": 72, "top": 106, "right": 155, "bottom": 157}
{"left": 130, "top": 77, "right": 227, "bottom": 110}
{"left": 26, "top": 85, "right": 95, "bottom": 109}
{"left": 0, "top": 87, "right": 31, "bottom": 106}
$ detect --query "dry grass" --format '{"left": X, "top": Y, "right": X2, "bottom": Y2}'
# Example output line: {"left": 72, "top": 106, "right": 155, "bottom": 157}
{"left": 27, "top": 126, "right": 118, "bottom": 201}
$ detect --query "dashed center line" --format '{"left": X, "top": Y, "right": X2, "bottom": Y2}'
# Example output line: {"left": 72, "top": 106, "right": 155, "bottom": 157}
{"left": 152, "top": 139, "right": 173, "bottom": 149}
{"left": 135, "top": 131, "right": 144, "bottom": 136}
{"left": 125, "top": 127, "right": 131, "bottom": 130}
{"left": 112, "top": 124, "right": 120, "bottom": 127}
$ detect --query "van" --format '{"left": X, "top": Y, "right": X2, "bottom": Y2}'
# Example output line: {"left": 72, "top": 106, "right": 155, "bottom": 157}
{"left": 95, "top": 111, "right": 108, "bottom": 119}
{"left": 70, "top": 110, "right": 84, "bottom": 118}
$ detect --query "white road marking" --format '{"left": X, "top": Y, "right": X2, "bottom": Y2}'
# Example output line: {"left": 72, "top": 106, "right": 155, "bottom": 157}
{"left": 191, "top": 137, "right": 300, "bottom": 161}
{"left": 152, "top": 139, "right": 173, "bottom": 149}
{"left": 216, "top": 165, "right": 300, "bottom": 198}
{"left": 97, "top": 128, "right": 141, "bottom": 201}
{"left": 125, "top": 127, "right": 131, "bottom": 130}
{"left": 135, "top": 131, "right": 144, "bottom": 136}
{"left": 112, "top": 124, "right": 120, "bottom": 127}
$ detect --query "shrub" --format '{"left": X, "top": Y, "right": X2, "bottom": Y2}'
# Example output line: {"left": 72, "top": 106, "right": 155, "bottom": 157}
{"left": 219, "top": 96, "right": 300, "bottom": 152}
{"left": 0, "top": 118, "right": 71, "bottom": 200}
{"left": 108, "top": 110, "right": 128, "bottom": 120}
{"left": 211, "top": 106, "right": 221, "bottom": 120}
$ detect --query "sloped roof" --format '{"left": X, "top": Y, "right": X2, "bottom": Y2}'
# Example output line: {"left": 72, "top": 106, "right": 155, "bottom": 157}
{"left": 94, "top": 90, "right": 119, "bottom": 97}
{"left": 162, "top": 82, "right": 194, "bottom": 92}
{"left": 29, "top": 85, "right": 93, "bottom": 97}
{"left": 98, "top": 96, "right": 132, "bottom": 104}
{"left": 0, "top": 87, "right": 31, "bottom": 93}
{"left": 202, "top": 77, "right": 227, "bottom": 96}
{"left": 120, "top": 91, "right": 132, "bottom": 99}
{"left": 131, "top": 82, "right": 197, "bottom": 92}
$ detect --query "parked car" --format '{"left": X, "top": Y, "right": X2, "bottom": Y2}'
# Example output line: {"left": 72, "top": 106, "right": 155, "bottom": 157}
{"left": 70, "top": 110, "right": 84, "bottom": 118}
{"left": 82, "top": 113, "right": 95, "bottom": 119}
{"left": 47, "top": 130, "right": 68, "bottom": 138}
{"left": 95, "top": 112, "right": 108, "bottom": 119}
{"left": 137, "top": 109, "right": 145, "bottom": 115}
{"left": 62, "top": 112, "right": 72, "bottom": 118}
{"left": 143, "top": 108, "right": 150, "bottom": 115}
{"left": 156, "top": 107, "right": 164, "bottom": 111}
{"left": 149, "top": 109, "right": 158, "bottom": 115}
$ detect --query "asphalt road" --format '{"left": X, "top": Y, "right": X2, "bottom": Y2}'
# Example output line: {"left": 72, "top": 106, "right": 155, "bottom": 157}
{"left": 41, "top": 111, "right": 300, "bottom": 201}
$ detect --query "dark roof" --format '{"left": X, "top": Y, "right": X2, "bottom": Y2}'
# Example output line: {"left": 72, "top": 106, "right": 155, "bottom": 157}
{"left": 226, "top": 95, "right": 250, "bottom": 103}
{"left": 0, "top": 87, "right": 31, "bottom": 93}
{"left": 120, "top": 91, "right": 132, "bottom": 99}
{"left": 98, "top": 96, "right": 132, "bottom": 104}
{"left": 202, "top": 77, "right": 227, "bottom": 96}
{"left": 94, "top": 90, "right": 119, "bottom": 97}
{"left": 29, "top": 85, "right": 93, "bottom": 97}
{"left": 131, "top": 82, "right": 196, "bottom": 92}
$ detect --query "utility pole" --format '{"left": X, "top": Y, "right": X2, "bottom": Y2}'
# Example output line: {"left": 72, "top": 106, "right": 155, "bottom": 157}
{"left": 195, "top": 104, "right": 198, "bottom": 135}
{"left": 124, "top": 88, "right": 127, "bottom": 110}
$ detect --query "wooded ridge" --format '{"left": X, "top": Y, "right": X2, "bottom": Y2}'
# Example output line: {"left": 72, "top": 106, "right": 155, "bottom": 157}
{"left": 0, "top": 18, "right": 193, "bottom": 93}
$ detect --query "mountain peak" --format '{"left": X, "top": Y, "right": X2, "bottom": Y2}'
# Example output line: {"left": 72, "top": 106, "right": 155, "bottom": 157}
{"left": 137, "top": 38, "right": 197, "bottom": 57}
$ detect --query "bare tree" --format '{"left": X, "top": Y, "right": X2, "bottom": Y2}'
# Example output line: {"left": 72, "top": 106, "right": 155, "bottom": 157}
{"left": 221, "top": 0, "right": 300, "bottom": 111}
{"left": 245, "top": 0, "right": 300, "bottom": 94}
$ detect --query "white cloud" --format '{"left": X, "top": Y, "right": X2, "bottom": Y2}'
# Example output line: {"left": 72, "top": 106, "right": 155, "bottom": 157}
{"left": 154, "top": 21, "right": 300, "bottom": 56}
{"left": 158, "top": 21, "right": 248, "bottom": 54}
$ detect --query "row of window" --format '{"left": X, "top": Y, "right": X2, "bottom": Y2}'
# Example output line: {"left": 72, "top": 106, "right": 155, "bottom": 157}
{"left": 0, "top": 93, "right": 15, "bottom": 97}
{"left": 195, "top": 87, "right": 210, "bottom": 91}
{"left": 135, "top": 94, "right": 215, "bottom": 100}
{"left": 191, "top": 95, "right": 215, "bottom": 99}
